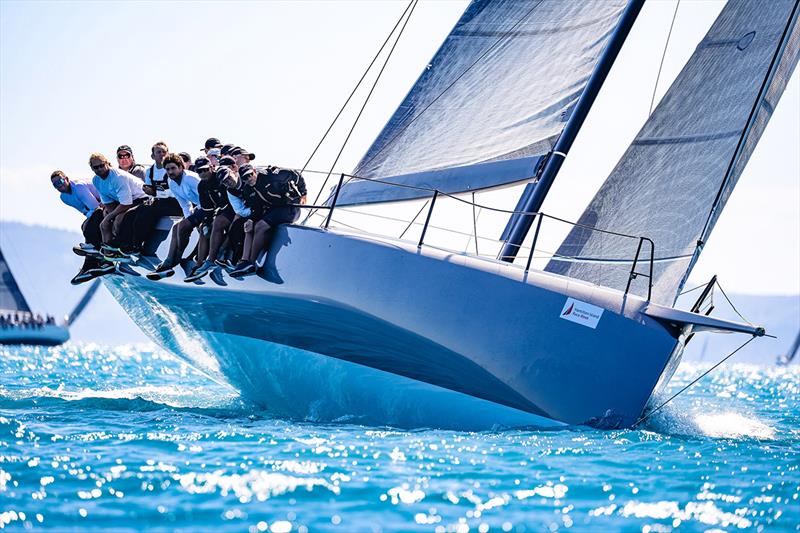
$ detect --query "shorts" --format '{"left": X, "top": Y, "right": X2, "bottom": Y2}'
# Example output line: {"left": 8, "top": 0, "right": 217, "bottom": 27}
{"left": 186, "top": 207, "right": 209, "bottom": 228}
{"left": 262, "top": 205, "right": 300, "bottom": 227}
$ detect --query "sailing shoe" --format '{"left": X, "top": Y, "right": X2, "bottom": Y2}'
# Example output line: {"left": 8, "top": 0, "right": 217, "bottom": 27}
{"left": 116, "top": 264, "right": 141, "bottom": 277}
{"left": 209, "top": 267, "right": 226, "bottom": 286}
{"left": 103, "top": 247, "right": 138, "bottom": 264}
{"left": 214, "top": 258, "right": 236, "bottom": 270}
{"left": 146, "top": 262, "right": 176, "bottom": 281}
{"left": 73, "top": 243, "right": 100, "bottom": 257}
{"left": 87, "top": 262, "right": 116, "bottom": 277}
{"left": 70, "top": 270, "right": 95, "bottom": 285}
{"left": 230, "top": 260, "right": 257, "bottom": 278}
{"left": 184, "top": 260, "right": 215, "bottom": 283}
{"left": 101, "top": 245, "right": 124, "bottom": 260}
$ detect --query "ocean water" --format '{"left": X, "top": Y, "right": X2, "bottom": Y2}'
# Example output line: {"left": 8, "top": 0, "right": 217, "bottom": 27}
{"left": 0, "top": 344, "right": 797, "bottom": 532}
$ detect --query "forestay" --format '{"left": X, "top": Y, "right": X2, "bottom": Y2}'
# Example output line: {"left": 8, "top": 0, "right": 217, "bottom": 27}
{"left": 548, "top": 0, "right": 800, "bottom": 305}
{"left": 0, "top": 249, "right": 31, "bottom": 313}
{"left": 337, "top": 0, "right": 628, "bottom": 206}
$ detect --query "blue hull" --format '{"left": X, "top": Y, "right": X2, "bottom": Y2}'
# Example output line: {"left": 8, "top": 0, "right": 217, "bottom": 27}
{"left": 0, "top": 324, "right": 69, "bottom": 346}
{"left": 106, "top": 225, "right": 684, "bottom": 429}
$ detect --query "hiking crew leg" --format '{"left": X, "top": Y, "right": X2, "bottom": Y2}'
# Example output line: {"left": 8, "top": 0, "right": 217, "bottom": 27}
{"left": 242, "top": 219, "right": 255, "bottom": 262}
{"left": 208, "top": 211, "right": 232, "bottom": 261}
{"left": 249, "top": 220, "right": 271, "bottom": 262}
{"left": 249, "top": 206, "right": 299, "bottom": 262}
{"left": 163, "top": 224, "right": 181, "bottom": 265}
{"left": 196, "top": 230, "right": 210, "bottom": 263}
{"left": 115, "top": 202, "right": 146, "bottom": 252}
{"left": 174, "top": 219, "right": 194, "bottom": 261}
{"left": 82, "top": 208, "right": 104, "bottom": 247}
{"left": 226, "top": 216, "right": 247, "bottom": 263}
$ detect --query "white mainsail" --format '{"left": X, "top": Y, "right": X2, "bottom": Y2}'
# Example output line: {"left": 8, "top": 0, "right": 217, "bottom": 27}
{"left": 337, "top": 0, "right": 629, "bottom": 206}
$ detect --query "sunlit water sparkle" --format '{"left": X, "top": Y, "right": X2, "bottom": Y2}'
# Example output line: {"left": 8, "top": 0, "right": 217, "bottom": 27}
{"left": 0, "top": 344, "right": 798, "bottom": 531}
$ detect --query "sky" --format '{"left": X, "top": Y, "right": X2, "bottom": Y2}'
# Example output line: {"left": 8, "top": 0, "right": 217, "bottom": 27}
{"left": 1, "top": 0, "right": 798, "bottom": 295}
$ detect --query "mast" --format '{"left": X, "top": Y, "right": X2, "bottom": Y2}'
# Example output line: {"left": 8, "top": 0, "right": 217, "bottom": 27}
{"left": 498, "top": 0, "right": 645, "bottom": 263}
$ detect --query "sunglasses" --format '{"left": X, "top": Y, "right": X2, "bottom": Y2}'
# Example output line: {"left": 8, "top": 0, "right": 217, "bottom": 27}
{"left": 52, "top": 177, "right": 66, "bottom": 188}
{"left": 117, "top": 153, "right": 132, "bottom": 160}
{"left": 91, "top": 163, "right": 106, "bottom": 170}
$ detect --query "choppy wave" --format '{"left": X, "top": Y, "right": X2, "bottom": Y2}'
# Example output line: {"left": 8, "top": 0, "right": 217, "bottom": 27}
{"left": 0, "top": 344, "right": 798, "bottom": 531}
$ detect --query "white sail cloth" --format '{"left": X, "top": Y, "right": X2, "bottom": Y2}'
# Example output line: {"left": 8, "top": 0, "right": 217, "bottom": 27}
{"left": 548, "top": 0, "right": 800, "bottom": 305}
{"left": 338, "top": 0, "right": 627, "bottom": 205}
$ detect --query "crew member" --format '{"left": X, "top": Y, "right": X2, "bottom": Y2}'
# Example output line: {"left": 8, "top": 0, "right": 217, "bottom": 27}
{"left": 116, "top": 145, "right": 146, "bottom": 180}
{"left": 50, "top": 170, "right": 113, "bottom": 283}
{"left": 179, "top": 158, "right": 231, "bottom": 282}
{"left": 89, "top": 153, "right": 147, "bottom": 259}
{"left": 230, "top": 164, "right": 307, "bottom": 277}
{"left": 147, "top": 153, "right": 201, "bottom": 280}
{"left": 193, "top": 165, "right": 250, "bottom": 280}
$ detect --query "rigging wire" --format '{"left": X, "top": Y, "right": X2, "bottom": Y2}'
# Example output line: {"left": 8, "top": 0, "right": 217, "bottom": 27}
{"left": 678, "top": 283, "right": 705, "bottom": 296}
{"left": 632, "top": 335, "right": 757, "bottom": 428}
{"left": 714, "top": 279, "right": 754, "bottom": 326}
{"left": 300, "top": 0, "right": 417, "bottom": 175}
{"left": 648, "top": 0, "right": 681, "bottom": 116}
{"left": 398, "top": 200, "right": 430, "bottom": 240}
{"left": 309, "top": 0, "right": 420, "bottom": 212}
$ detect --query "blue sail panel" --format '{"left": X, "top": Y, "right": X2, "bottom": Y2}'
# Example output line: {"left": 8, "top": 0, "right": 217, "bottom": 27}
{"left": 0, "top": 249, "right": 32, "bottom": 313}
{"left": 336, "top": 155, "right": 543, "bottom": 206}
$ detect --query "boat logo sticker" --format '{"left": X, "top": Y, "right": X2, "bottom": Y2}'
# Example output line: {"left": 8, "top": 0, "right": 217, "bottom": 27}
{"left": 560, "top": 298, "right": 603, "bottom": 329}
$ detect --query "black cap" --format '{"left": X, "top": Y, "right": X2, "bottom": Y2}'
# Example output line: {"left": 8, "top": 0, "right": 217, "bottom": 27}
{"left": 194, "top": 157, "right": 211, "bottom": 172}
{"left": 231, "top": 146, "right": 256, "bottom": 161}
{"left": 216, "top": 166, "right": 235, "bottom": 182}
{"left": 238, "top": 164, "right": 255, "bottom": 180}
{"left": 116, "top": 145, "right": 133, "bottom": 156}
{"left": 220, "top": 144, "right": 236, "bottom": 156}
{"left": 178, "top": 152, "right": 192, "bottom": 164}
{"left": 218, "top": 156, "right": 236, "bottom": 167}
{"left": 203, "top": 137, "right": 222, "bottom": 151}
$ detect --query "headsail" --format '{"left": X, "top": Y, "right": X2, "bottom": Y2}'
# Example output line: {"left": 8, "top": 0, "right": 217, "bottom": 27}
{"left": 0, "top": 248, "right": 32, "bottom": 313}
{"left": 548, "top": 0, "right": 800, "bottom": 305}
{"left": 336, "top": 0, "right": 629, "bottom": 206}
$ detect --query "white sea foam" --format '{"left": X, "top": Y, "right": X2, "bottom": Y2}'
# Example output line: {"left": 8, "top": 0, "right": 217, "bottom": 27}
{"left": 1, "top": 384, "right": 237, "bottom": 409}
{"left": 693, "top": 412, "right": 776, "bottom": 440}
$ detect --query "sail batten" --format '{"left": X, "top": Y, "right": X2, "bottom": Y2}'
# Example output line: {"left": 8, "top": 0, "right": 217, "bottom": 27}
{"left": 548, "top": 0, "right": 800, "bottom": 305}
{"left": 342, "top": 0, "right": 629, "bottom": 203}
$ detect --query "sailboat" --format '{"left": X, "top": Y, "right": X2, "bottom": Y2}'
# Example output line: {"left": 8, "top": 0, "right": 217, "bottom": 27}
{"left": 0, "top": 247, "right": 99, "bottom": 346}
{"left": 777, "top": 331, "right": 800, "bottom": 365}
{"left": 104, "top": 0, "right": 798, "bottom": 429}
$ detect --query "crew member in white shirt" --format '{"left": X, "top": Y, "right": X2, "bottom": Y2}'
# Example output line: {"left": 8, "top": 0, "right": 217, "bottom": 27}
{"left": 89, "top": 153, "right": 147, "bottom": 257}
{"left": 143, "top": 141, "right": 173, "bottom": 203}
{"left": 147, "top": 153, "right": 201, "bottom": 280}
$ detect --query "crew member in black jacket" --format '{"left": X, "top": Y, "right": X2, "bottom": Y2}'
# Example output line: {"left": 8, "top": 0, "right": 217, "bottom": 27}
{"left": 229, "top": 164, "right": 307, "bottom": 277}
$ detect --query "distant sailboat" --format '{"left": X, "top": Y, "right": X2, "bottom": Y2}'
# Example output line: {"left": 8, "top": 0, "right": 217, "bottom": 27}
{"left": 105, "top": 0, "right": 798, "bottom": 429}
{"left": 777, "top": 331, "right": 800, "bottom": 365}
{"left": 0, "top": 247, "right": 98, "bottom": 346}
